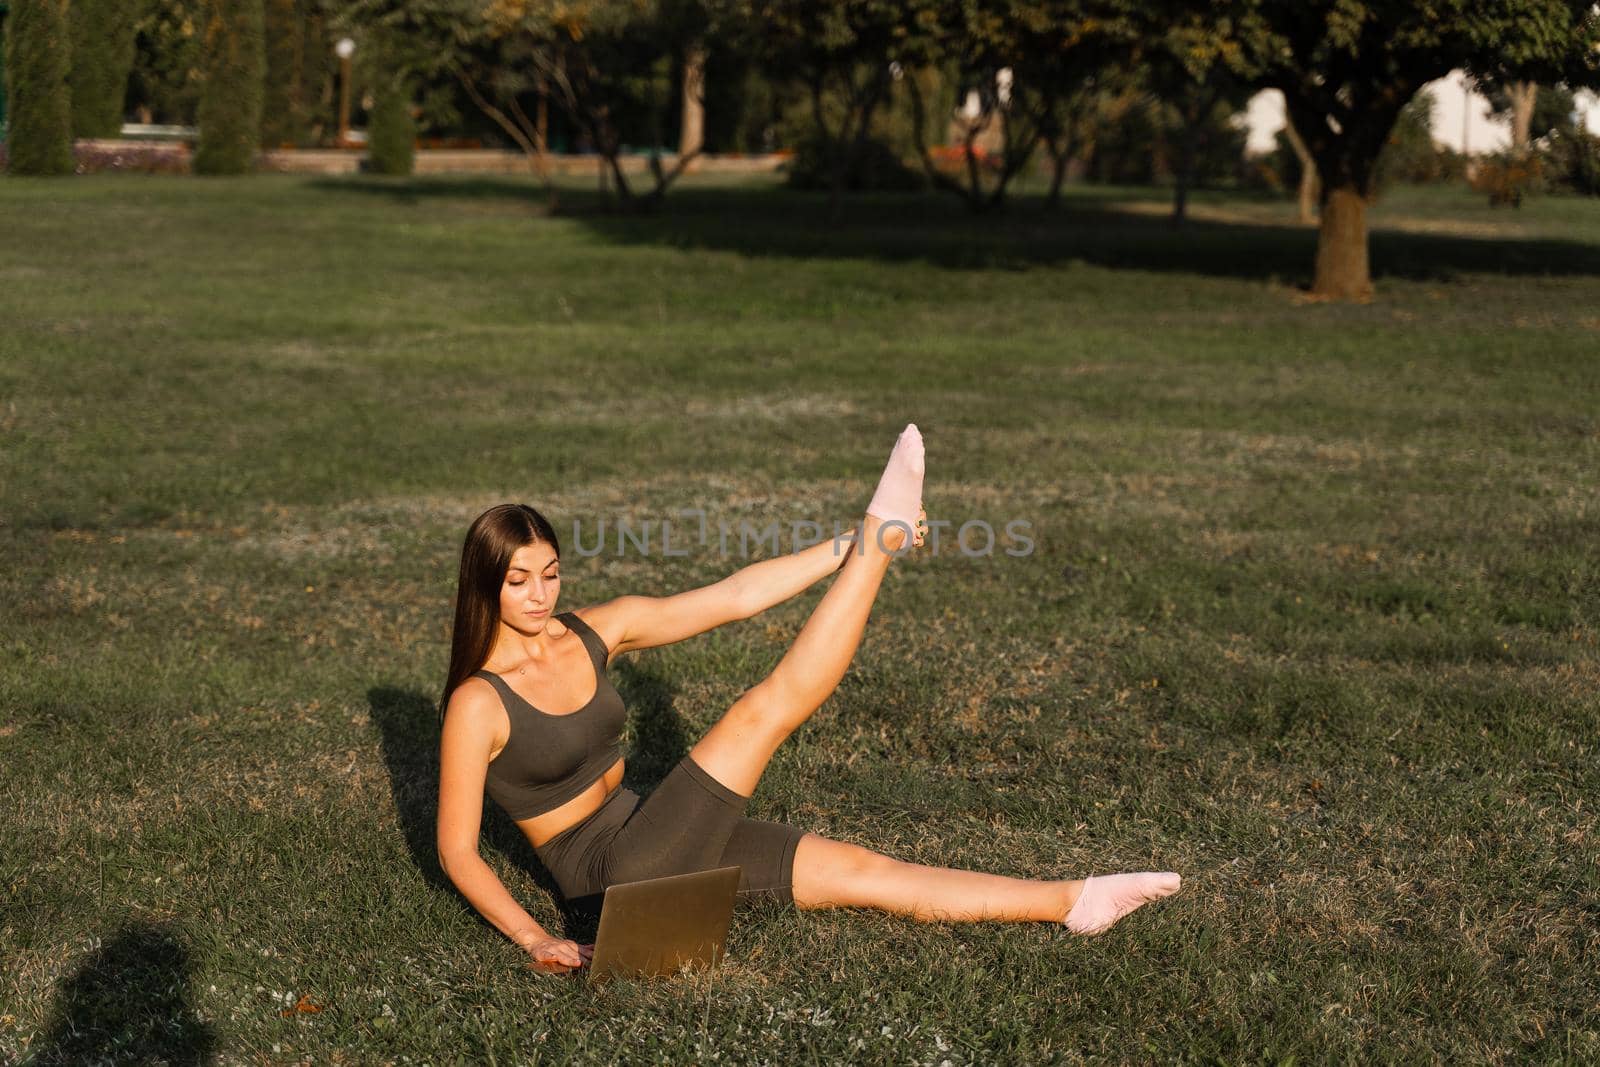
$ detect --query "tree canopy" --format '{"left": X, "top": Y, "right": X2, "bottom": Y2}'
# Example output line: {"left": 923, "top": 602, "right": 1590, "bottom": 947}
{"left": 1221, "top": 0, "right": 1600, "bottom": 297}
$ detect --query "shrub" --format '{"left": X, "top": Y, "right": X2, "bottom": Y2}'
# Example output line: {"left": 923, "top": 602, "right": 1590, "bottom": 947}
{"left": 1540, "top": 128, "right": 1600, "bottom": 196}
{"left": 193, "top": 0, "right": 265, "bottom": 175}
{"left": 68, "top": 0, "right": 139, "bottom": 138}
{"left": 4, "top": 0, "right": 75, "bottom": 175}
{"left": 1372, "top": 89, "right": 1467, "bottom": 188}
{"left": 1470, "top": 151, "right": 1544, "bottom": 207}
{"left": 784, "top": 133, "right": 925, "bottom": 192}
{"left": 364, "top": 69, "right": 415, "bottom": 176}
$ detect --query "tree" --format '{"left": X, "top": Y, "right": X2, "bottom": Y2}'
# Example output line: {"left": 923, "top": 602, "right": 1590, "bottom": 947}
{"left": 1481, "top": 76, "right": 1580, "bottom": 148}
{"left": 1281, "top": 110, "right": 1320, "bottom": 224}
{"left": 1220, "top": 0, "right": 1600, "bottom": 300}
{"left": 260, "top": 0, "right": 304, "bottom": 146}
{"left": 194, "top": 0, "right": 266, "bottom": 174}
{"left": 1140, "top": 11, "right": 1251, "bottom": 226}
{"left": 69, "top": 0, "right": 139, "bottom": 137}
{"left": 350, "top": 0, "right": 549, "bottom": 178}
{"left": 1506, "top": 80, "right": 1539, "bottom": 151}
{"left": 738, "top": 0, "right": 928, "bottom": 217}
{"left": 903, "top": 1, "right": 1136, "bottom": 213}
{"left": 127, "top": 0, "right": 205, "bottom": 126}
{"left": 489, "top": 0, "right": 711, "bottom": 207}
{"left": 353, "top": 0, "right": 711, "bottom": 207}
{"left": 296, "top": 3, "right": 335, "bottom": 144}
{"left": 679, "top": 39, "right": 705, "bottom": 157}
{"left": 5, "top": 0, "right": 75, "bottom": 175}
{"left": 1527, "top": 83, "right": 1579, "bottom": 141}
{"left": 1038, "top": 71, "right": 1141, "bottom": 208}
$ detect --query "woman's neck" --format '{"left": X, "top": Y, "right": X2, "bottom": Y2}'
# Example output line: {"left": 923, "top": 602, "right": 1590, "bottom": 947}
{"left": 485, "top": 615, "right": 567, "bottom": 673}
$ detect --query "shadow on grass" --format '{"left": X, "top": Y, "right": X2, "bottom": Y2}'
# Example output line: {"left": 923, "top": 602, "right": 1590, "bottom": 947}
{"left": 27, "top": 922, "right": 214, "bottom": 1066}
{"left": 613, "top": 659, "right": 690, "bottom": 794}
{"left": 366, "top": 686, "right": 576, "bottom": 929}
{"left": 366, "top": 661, "right": 688, "bottom": 942}
{"left": 309, "top": 178, "right": 1600, "bottom": 284}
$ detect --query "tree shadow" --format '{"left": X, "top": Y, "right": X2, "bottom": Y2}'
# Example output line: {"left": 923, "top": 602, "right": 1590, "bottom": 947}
{"left": 306, "top": 177, "right": 1600, "bottom": 284}
{"left": 25, "top": 922, "right": 214, "bottom": 1066}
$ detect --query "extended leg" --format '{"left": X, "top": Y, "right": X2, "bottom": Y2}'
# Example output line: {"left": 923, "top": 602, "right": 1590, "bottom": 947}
{"left": 790, "top": 834, "right": 1182, "bottom": 933}
{"left": 791, "top": 834, "right": 1079, "bottom": 922}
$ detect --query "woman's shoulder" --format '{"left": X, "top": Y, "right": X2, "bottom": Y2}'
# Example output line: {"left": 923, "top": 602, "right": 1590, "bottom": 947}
{"left": 443, "top": 674, "right": 510, "bottom": 736}
{"left": 441, "top": 671, "right": 502, "bottom": 723}
{"left": 563, "top": 604, "right": 620, "bottom": 661}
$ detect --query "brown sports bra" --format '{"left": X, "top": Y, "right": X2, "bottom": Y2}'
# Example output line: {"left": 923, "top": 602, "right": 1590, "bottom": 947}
{"left": 472, "top": 611, "right": 626, "bottom": 820}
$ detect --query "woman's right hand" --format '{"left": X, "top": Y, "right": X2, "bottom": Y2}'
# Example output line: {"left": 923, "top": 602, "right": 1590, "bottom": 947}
{"left": 523, "top": 936, "right": 593, "bottom": 974}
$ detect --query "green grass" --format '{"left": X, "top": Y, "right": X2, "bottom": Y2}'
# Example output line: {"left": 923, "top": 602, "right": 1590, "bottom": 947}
{"left": 2, "top": 173, "right": 1597, "bottom": 1064}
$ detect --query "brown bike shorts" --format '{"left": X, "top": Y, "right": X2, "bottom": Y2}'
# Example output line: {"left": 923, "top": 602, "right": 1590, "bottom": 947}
{"left": 533, "top": 755, "right": 805, "bottom": 905}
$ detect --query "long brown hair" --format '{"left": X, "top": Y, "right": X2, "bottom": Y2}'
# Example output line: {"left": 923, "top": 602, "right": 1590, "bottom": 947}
{"left": 439, "top": 504, "right": 561, "bottom": 722}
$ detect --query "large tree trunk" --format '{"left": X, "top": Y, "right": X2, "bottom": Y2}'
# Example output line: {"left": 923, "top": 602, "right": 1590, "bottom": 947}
{"left": 679, "top": 43, "right": 706, "bottom": 160}
{"left": 1284, "top": 79, "right": 1418, "bottom": 301}
{"left": 1283, "top": 117, "right": 1320, "bottom": 224}
{"left": 1312, "top": 186, "right": 1373, "bottom": 300}
{"left": 1508, "top": 81, "right": 1537, "bottom": 152}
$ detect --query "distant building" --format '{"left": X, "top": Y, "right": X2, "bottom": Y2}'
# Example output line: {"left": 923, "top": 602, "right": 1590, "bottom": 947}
{"left": 1243, "top": 72, "right": 1600, "bottom": 156}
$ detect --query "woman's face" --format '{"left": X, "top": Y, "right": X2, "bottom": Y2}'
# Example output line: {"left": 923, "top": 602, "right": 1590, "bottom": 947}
{"left": 500, "top": 541, "right": 561, "bottom": 631}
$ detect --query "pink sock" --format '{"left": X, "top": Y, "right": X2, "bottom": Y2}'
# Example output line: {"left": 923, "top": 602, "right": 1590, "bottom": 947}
{"left": 1063, "top": 872, "right": 1182, "bottom": 936}
{"left": 865, "top": 423, "right": 924, "bottom": 530}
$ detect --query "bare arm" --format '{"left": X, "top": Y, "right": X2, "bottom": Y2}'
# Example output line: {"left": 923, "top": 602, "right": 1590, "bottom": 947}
{"left": 729, "top": 525, "right": 862, "bottom": 616}
{"left": 437, "top": 684, "right": 586, "bottom": 969}
{"left": 579, "top": 526, "right": 860, "bottom": 660}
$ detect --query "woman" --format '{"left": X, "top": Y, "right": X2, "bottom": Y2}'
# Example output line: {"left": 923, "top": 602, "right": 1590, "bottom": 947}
{"left": 437, "top": 425, "right": 1181, "bottom": 972}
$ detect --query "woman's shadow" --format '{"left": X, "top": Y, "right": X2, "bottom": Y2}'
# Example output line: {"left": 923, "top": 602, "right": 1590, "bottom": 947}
{"left": 367, "top": 659, "right": 688, "bottom": 942}
{"left": 25, "top": 922, "right": 214, "bottom": 1066}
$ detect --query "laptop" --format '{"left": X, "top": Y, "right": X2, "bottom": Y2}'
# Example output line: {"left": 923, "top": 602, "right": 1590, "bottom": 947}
{"left": 531, "top": 866, "right": 742, "bottom": 982}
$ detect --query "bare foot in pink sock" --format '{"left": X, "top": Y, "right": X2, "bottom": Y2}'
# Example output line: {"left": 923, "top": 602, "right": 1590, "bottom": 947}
{"left": 1063, "top": 872, "right": 1182, "bottom": 936}
{"left": 866, "top": 423, "right": 924, "bottom": 536}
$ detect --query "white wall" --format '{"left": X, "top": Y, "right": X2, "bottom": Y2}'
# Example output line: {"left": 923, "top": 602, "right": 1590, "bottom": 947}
{"left": 1578, "top": 89, "right": 1600, "bottom": 135}
{"left": 1428, "top": 70, "right": 1510, "bottom": 153}
{"left": 1243, "top": 73, "right": 1600, "bottom": 156}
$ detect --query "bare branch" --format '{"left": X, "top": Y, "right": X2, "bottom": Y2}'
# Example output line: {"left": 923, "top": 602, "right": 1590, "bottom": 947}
{"left": 453, "top": 63, "right": 550, "bottom": 183}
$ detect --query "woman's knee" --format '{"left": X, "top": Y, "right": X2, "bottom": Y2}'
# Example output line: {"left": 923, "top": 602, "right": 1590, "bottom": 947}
{"left": 792, "top": 835, "right": 901, "bottom": 906}
{"left": 715, "top": 679, "right": 801, "bottom": 742}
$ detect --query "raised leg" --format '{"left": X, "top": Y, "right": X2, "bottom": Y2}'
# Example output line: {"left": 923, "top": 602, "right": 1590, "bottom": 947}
{"left": 688, "top": 513, "right": 906, "bottom": 797}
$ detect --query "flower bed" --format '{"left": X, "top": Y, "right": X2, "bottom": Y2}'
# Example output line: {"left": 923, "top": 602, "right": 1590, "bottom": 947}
{"left": 0, "top": 139, "right": 192, "bottom": 175}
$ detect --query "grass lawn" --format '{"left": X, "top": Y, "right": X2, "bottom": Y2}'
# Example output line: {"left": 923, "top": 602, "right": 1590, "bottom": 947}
{"left": 2, "top": 173, "right": 1597, "bottom": 1064}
